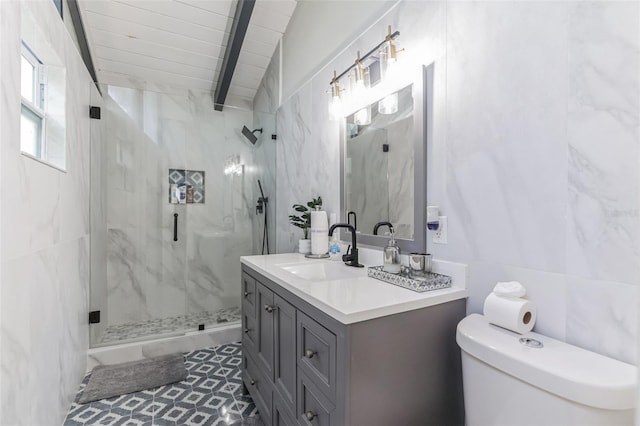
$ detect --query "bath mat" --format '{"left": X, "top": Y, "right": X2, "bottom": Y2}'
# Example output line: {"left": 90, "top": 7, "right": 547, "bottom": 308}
{"left": 78, "top": 353, "right": 187, "bottom": 404}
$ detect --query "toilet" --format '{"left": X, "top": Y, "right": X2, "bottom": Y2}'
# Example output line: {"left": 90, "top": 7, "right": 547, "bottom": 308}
{"left": 456, "top": 314, "right": 636, "bottom": 426}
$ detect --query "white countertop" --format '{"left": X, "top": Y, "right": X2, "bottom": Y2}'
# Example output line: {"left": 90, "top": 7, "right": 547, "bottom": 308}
{"left": 240, "top": 253, "right": 468, "bottom": 325}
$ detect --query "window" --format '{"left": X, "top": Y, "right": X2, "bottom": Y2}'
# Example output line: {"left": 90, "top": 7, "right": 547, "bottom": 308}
{"left": 20, "top": 43, "right": 47, "bottom": 160}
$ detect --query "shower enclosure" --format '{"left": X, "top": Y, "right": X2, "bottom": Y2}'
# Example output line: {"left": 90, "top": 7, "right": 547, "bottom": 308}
{"left": 89, "top": 85, "right": 276, "bottom": 348}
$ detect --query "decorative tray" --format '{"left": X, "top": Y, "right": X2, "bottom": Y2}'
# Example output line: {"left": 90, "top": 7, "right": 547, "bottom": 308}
{"left": 367, "top": 266, "right": 452, "bottom": 293}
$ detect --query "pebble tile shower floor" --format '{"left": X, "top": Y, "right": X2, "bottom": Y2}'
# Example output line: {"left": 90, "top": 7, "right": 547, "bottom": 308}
{"left": 64, "top": 342, "right": 258, "bottom": 425}
{"left": 98, "top": 307, "right": 241, "bottom": 344}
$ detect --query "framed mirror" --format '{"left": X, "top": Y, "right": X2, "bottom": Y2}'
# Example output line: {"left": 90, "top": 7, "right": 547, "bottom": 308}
{"left": 340, "top": 63, "right": 433, "bottom": 253}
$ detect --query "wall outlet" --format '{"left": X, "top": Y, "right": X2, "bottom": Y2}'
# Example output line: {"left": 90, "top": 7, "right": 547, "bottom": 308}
{"left": 432, "top": 216, "right": 447, "bottom": 244}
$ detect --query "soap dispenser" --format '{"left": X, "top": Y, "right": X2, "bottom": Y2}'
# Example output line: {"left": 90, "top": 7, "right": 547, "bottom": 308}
{"left": 373, "top": 221, "right": 401, "bottom": 274}
{"left": 383, "top": 230, "right": 401, "bottom": 274}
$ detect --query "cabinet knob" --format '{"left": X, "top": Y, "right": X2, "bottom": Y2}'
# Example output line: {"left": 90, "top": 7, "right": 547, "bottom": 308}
{"left": 305, "top": 411, "right": 317, "bottom": 421}
{"left": 244, "top": 291, "right": 249, "bottom": 297}
{"left": 304, "top": 349, "right": 317, "bottom": 359}
{"left": 244, "top": 328, "right": 250, "bottom": 334}
{"left": 264, "top": 304, "right": 274, "bottom": 313}
{"left": 250, "top": 380, "right": 256, "bottom": 386}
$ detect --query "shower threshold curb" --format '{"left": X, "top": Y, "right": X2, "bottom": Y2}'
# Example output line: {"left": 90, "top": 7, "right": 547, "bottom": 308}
{"left": 86, "top": 322, "right": 241, "bottom": 372}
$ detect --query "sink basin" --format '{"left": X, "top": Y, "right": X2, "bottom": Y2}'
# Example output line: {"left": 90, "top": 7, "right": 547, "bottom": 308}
{"left": 279, "top": 261, "right": 364, "bottom": 282}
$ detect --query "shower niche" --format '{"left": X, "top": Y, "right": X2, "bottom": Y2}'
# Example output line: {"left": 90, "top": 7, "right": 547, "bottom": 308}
{"left": 168, "top": 168, "right": 206, "bottom": 204}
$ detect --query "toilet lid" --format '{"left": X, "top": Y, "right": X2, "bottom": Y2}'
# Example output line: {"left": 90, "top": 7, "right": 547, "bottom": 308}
{"left": 456, "top": 314, "right": 636, "bottom": 411}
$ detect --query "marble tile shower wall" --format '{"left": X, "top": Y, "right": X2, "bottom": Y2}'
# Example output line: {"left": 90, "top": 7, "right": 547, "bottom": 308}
{"left": 102, "top": 86, "right": 255, "bottom": 329}
{"left": 252, "top": 43, "right": 280, "bottom": 256}
{"left": 275, "top": 1, "right": 639, "bottom": 364}
{"left": 1, "top": 1, "right": 92, "bottom": 424}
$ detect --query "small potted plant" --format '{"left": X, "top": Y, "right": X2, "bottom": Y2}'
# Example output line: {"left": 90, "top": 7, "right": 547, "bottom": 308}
{"left": 289, "top": 196, "right": 322, "bottom": 254}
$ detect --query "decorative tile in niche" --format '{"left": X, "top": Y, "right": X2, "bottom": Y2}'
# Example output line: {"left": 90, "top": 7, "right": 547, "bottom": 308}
{"left": 186, "top": 170, "right": 204, "bottom": 186}
{"left": 168, "top": 169, "right": 205, "bottom": 204}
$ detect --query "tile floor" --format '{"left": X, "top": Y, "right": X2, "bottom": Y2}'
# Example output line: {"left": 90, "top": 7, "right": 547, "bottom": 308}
{"left": 64, "top": 342, "right": 258, "bottom": 426}
{"left": 98, "top": 307, "right": 241, "bottom": 344}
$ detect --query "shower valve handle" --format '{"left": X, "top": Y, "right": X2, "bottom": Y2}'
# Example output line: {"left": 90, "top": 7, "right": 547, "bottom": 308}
{"left": 173, "top": 213, "right": 178, "bottom": 242}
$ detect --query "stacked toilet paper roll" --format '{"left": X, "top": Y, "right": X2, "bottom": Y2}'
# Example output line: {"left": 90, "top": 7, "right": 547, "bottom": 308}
{"left": 483, "top": 281, "right": 536, "bottom": 334}
{"left": 310, "top": 210, "right": 329, "bottom": 255}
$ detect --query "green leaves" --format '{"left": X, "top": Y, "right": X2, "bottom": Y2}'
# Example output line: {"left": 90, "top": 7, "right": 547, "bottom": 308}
{"left": 289, "top": 196, "right": 323, "bottom": 239}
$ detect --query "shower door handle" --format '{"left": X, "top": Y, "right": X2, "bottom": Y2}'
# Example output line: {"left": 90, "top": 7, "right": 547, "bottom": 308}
{"left": 173, "top": 213, "right": 178, "bottom": 241}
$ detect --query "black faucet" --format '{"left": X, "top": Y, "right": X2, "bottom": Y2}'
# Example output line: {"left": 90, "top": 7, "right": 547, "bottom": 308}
{"left": 373, "top": 221, "right": 394, "bottom": 235}
{"left": 328, "top": 223, "right": 364, "bottom": 268}
{"left": 347, "top": 211, "right": 357, "bottom": 231}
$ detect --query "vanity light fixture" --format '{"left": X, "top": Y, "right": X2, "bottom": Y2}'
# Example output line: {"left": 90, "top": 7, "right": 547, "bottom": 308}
{"left": 327, "top": 70, "right": 343, "bottom": 121}
{"left": 353, "top": 51, "right": 370, "bottom": 99}
{"left": 380, "top": 25, "right": 402, "bottom": 84}
{"left": 326, "top": 26, "right": 400, "bottom": 121}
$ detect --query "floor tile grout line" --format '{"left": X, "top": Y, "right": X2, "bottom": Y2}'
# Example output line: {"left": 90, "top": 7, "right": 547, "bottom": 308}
{"left": 214, "top": 343, "right": 244, "bottom": 419}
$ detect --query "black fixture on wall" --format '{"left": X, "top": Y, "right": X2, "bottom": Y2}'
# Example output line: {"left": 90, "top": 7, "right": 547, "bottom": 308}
{"left": 213, "top": 0, "right": 255, "bottom": 111}
{"left": 241, "top": 126, "right": 262, "bottom": 145}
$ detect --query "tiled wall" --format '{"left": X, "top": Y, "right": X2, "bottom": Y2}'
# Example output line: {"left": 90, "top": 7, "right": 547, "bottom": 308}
{"left": 97, "top": 85, "right": 254, "bottom": 332}
{"left": 0, "top": 1, "right": 92, "bottom": 424}
{"left": 251, "top": 43, "right": 279, "bottom": 256}
{"left": 275, "top": 1, "right": 639, "bottom": 364}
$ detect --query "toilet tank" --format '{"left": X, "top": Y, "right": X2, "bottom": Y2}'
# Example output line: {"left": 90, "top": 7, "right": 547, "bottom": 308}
{"left": 456, "top": 314, "right": 636, "bottom": 426}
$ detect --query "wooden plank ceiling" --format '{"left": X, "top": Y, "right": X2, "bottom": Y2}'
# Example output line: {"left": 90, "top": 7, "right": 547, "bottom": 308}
{"left": 78, "top": 0, "right": 296, "bottom": 108}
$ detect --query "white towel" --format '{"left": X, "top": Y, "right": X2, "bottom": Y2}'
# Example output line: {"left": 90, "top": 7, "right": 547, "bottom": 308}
{"left": 493, "top": 281, "right": 526, "bottom": 298}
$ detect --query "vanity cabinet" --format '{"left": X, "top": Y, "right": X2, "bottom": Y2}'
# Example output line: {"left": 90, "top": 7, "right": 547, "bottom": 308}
{"left": 241, "top": 264, "right": 466, "bottom": 426}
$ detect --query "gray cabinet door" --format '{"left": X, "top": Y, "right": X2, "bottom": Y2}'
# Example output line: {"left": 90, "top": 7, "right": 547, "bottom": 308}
{"left": 273, "top": 388, "right": 296, "bottom": 426}
{"left": 274, "top": 294, "right": 296, "bottom": 412}
{"left": 242, "top": 272, "right": 256, "bottom": 317}
{"left": 256, "top": 281, "right": 275, "bottom": 381}
{"left": 243, "top": 350, "right": 272, "bottom": 423}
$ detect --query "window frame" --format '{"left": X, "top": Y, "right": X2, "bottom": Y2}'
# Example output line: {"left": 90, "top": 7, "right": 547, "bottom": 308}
{"left": 20, "top": 42, "right": 48, "bottom": 161}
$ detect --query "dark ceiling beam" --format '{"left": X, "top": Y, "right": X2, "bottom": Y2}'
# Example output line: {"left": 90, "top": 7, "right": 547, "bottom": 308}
{"left": 212, "top": 0, "right": 255, "bottom": 111}
{"left": 67, "top": 0, "right": 99, "bottom": 91}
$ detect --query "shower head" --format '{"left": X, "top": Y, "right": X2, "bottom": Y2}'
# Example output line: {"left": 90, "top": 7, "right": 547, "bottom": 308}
{"left": 241, "top": 126, "right": 263, "bottom": 145}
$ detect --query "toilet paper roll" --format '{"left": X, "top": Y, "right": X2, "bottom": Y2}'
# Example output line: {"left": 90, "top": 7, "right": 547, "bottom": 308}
{"left": 310, "top": 211, "right": 329, "bottom": 255}
{"left": 483, "top": 293, "right": 536, "bottom": 334}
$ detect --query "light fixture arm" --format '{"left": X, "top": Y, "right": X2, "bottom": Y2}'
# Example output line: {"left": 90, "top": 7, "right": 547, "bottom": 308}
{"left": 328, "top": 30, "right": 400, "bottom": 85}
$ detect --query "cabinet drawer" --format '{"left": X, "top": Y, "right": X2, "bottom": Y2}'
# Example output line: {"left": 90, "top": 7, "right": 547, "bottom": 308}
{"left": 297, "top": 370, "right": 335, "bottom": 426}
{"left": 297, "top": 312, "right": 337, "bottom": 401}
{"left": 242, "top": 272, "right": 256, "bottom": 316}
{"left": 242, "top": 351, "right": 272, "bottom": 422}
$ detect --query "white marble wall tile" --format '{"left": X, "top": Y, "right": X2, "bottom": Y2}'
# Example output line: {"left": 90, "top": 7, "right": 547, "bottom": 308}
{"left": 566, "top": 1, "right": 640, "bottom": 285}
{"left": 251, "top": 111, "right": 277, "bottom": 255}
{"left": 275, "top": 83, "right": 315, "bottom": 252}
{"left": 1, "top": 0, "right": 92, "bottom": 423}
{"left": 565, "top": 276, "right": 637, "bottom": 364}
{"left": 107, "top": 228, "right": 150, "bottom": 324}
{"left": 1, "top": 256, "right": 33, "bottom": 425}
{"left": 254, "top": 43, "right": 280, "bottom": 115}
{"left": 252, "top": 42, "right": 280, "bottom": 255}
{"left": 444, "top": 1, "right": 569, "bottom": 273}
